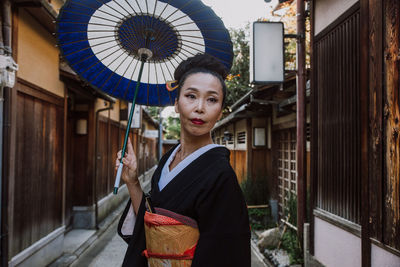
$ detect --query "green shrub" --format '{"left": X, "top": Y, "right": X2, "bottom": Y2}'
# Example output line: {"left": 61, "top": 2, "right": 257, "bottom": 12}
{"left": 281, "top": 229, "right": 303, "bottom": 265}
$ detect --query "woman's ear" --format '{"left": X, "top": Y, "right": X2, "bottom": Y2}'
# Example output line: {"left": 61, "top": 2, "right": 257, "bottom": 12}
{"left": 217, "top": 110, "right": 223, "bottom": 121}
{"left": 174, "top": 98, "right": 179, "bottom": 114}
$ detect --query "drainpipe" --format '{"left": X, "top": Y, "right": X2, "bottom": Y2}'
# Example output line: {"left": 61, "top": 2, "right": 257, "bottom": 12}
{"left": 1, "top": 1, "right": 11, "bottom": 266}
{"left": 94, "top": 102, "right": 113, "bottom": 229}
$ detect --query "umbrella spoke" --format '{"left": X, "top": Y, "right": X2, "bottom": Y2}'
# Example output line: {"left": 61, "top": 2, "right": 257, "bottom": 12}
{"left": 96, "top": 51, "right": 127, "bottom": 87}
{"left": 122, "top": 0, "right": 139, "bottom": 16}
{"left": 163, "top": 0, "right": 195, "bottom": 22}
{"left": 168, "top": 6, "right": 214, "bottom": 24}
{"left": 65, "top": 1, "right": 121, "bottom": 21}
{"left": 95, "top": 0, "right": 127, "bottom": 18}
{"left": 61, "top": 9, "right": 119, "bottom": 24}
{"left": 64, "top": 39, "right": 117, "bottom": 58}
{"left": 181, "top": 35, "right": 232, "bottom": 45}
{"left": 110, "top": 56, "right": 135, "bottom": 95}
{"left": 145, "top": 62, "right": 150, "bottom": 105}
{"left": 123, "top": 59, "right": 140, "bottom": 99}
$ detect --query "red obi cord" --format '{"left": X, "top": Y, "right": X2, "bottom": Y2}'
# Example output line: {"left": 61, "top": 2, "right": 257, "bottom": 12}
{"left": 142, "top": 245, "right": 197, "bottom": 260}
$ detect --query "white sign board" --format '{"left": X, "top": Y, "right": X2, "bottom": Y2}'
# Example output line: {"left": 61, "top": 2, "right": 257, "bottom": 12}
{"left": 128, "top": 103, "right": 141, "bottom": 128}
{"left": 250, "top": 22, "right": 284, "bottom": 84}
{"left": 143, "top": 130, "right": 159, "bottom": 138}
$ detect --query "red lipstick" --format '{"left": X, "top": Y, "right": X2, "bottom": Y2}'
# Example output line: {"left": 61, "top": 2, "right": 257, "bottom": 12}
{"left": 191, "top": 118, "right": 205, "bottom": 125}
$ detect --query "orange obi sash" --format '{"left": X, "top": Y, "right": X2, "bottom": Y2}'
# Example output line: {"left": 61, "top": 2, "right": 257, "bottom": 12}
{"left": 143, "top": 208, "right": 200, "bottom": 267}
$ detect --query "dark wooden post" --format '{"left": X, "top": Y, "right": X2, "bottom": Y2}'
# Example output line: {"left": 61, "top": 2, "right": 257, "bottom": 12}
{"left": 296, "top": 0, "right": 307, "bottom": 244}
{"left": 360, "top": 0, "right": 371, "bottom": 265}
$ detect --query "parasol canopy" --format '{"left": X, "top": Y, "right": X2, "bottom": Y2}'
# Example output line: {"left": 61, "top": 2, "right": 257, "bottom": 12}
{"left": 57, "top": 0, "right": 234, "bottom": 106}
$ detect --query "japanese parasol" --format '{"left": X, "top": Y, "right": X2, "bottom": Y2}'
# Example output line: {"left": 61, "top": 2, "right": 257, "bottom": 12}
{"left": 57, "top": 0, "right": 233, "bottom": 194}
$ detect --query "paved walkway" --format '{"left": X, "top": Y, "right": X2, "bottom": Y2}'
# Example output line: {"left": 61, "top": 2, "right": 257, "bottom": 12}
{"left": 71, "top": 216, "right": 269, "bottom": 267}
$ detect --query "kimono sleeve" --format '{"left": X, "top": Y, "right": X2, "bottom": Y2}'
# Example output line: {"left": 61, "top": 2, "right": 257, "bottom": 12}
{"left": 192, "top": 168, "right": 251, "bottom": 267}
{"left": 117, "top": 195, "right": 145, "bottom": 244}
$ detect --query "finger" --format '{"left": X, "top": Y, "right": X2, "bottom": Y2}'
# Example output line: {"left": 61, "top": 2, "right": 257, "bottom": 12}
{"left": 127, "top": 138, "right": 134, "bottom": 155}
{"left": 117, "top": 151, "right": 122, "bottom": 159}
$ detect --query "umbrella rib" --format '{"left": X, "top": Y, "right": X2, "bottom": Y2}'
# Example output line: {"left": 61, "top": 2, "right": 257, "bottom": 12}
{"left": 145, "top": 0, "right": 149, "bottom": 15}
{"left": 147, "top": 62, "right": 150, "bottom": 105}
{"left": 179, "top": 46, "right": 197, "bottom": 57}
{"left": 65, "top": 1, "right": 121, "bottom": 21}
{"left": 154, "top": 63, "right": 161, "bottom": 105}
{"left": 63, "top": 21, "right": 115, "bottom": 28}
{"left": 61, "top": 10, "right": 119, "bottom": 24}
{"left": 133, "top": 0, "right": 144, "bottom": 14}
{"left": 111, "top": 0, "right": 136, "bottom": 18}
{"left": 174, "top": 18, "right": 222, "bottom": 28}
{"left": 176, "top": 28, "right": 228, "bottom": 32}
{"left": 80, "top": 46, "right": 121, "bottom": 75}
{"left": 63, "top": 39, "right": 119, "bottom": 58}
{"left": 153, "top": 35, "right": 179, "bottom": 57}
{"left": 163, "top": 0, "right": 196, "bottom": 22}
{"left": 60, "top": 35, "right": 114, "bottom": 47}
{"left": 168, "top": 6, "right": 214, "bottom": 24}
{"left": 94, "top": 0, "right": 127, "bottom": 18}
{"left": 94, "top": 51, "right": 127, "bottom": 88}
{"left": 122, "top": 0, "right": 139, "bottom": 16}
{"left": 180, "top": 34, "right": 232, "bottom": 45}
{"left": 110, "top": 56, "right": 135, "bottom": 95}
{"left": 123, "top": 59, "right": 140, "bottom": 99}
{"left": 149, "top": 0, "right": 177, "bottom": 44}
{"left": 149, "top": 0, "right": 159, "bottom": 33}
{"left": 79, "top": 48, "right": 122, "bottom": 80}
{"left": 181, "top": 42, "right": 232, "bottom": 57}
{"left": 118, "top": 25, "right": 141, "bottom": 52}
{"left": 162, "top": 61, "right": 174, "bottom": 81}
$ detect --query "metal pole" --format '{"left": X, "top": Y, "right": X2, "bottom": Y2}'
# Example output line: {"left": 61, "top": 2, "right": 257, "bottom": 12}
{"left": 94, "top": 103, "right": 113, "bottom": 228}
{"left": 1, "top": 1, "right": 11, "bottom": 265}
{"left": 114, "top": 56, "right": 147, "bottom": 194}
{"left": 296, "top": 0, "right": 307, "bottom": 245}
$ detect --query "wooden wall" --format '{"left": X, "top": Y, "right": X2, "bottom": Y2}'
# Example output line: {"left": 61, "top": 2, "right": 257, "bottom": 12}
{"left": 229, "top": 150, "right": 247, "bottom": 184}
{"left": 11, "top": 81, "right": 64, "bottom": 257}
{"left": 314, "top": 5, "right": 361, "bottom": 224}
{"left": 368, "top": 0, "right": 400, "bottom": 251}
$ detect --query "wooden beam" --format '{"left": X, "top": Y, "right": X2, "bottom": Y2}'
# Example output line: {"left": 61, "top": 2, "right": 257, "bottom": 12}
{"left": 360, "top": 0, "right": 371, "bottom": 265}
{"left": 383, "top": 0, "right": 400, "bottom": 251}
{"left": 309, "top": 0, "right": 317, "bottom": 256}
{"left": 368, "top": 0, "right": 383, "bottom": 243}
{"left": 296, "top": 0, "right": 307, "bottom": 245}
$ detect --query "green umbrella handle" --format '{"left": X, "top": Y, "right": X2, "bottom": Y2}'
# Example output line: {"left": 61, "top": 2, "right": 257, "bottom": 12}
{"left": 114, "top": 57, "right": 147, "bottom": 194}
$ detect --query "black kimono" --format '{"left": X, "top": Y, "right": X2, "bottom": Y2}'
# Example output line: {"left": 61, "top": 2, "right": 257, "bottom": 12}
{"left": 118, "top": 145, "right": 251, "bottom": 266}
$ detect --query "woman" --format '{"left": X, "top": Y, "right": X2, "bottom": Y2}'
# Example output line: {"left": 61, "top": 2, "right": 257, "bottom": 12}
{"left": 116, "top": 54, "right": 251, "bottom": 266}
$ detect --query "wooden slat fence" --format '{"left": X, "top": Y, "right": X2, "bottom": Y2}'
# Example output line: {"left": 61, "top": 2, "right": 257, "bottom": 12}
{"left": 314, "top": 8, "right": 361, "bottom": 224}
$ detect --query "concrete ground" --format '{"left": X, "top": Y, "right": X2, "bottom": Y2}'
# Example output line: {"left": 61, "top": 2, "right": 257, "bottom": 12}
{"left": 71, "top": 217, "right": 269, "bottom": 267}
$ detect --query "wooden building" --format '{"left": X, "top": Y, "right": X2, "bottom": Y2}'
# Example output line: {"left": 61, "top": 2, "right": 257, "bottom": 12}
{"left": 213, "top": 73, "right": 311, "bottom": 216}
{"left": 1, "top": 1, "right": 159, "bottom": 266}
{"left": 308, "top": 0, "right": 400, "bottom": 266}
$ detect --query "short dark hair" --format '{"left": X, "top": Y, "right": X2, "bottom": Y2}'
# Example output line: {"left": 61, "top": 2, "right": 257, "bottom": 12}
{"left": 174, "top": 54, "right": 228, "bottom": 107}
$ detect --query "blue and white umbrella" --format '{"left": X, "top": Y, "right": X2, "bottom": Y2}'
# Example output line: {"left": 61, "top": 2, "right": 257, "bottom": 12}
{"left": 57, "top": 0, "right": 233, "bottom": 194}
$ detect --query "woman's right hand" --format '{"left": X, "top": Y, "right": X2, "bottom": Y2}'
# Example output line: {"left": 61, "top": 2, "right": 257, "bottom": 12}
{"left": 115, "top": 138, "right": 138, "bottom": 186}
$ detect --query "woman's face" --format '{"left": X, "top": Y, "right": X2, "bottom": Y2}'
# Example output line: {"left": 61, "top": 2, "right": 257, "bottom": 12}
{"left": 175, "top": 72, "right": 223, "bottom": 138}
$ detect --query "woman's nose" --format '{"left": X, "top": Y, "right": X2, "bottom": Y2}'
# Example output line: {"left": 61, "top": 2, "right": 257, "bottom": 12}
{"left": 195, "top": 99, "right": 205, "bottom": 113}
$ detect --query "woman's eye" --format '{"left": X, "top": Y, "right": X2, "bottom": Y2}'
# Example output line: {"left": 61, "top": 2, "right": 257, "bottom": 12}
{"left": 185, "top": 94, "right": 196, "bottom": 99}
{"left": 208, "top": 98, "right": 217, "bottom": 103}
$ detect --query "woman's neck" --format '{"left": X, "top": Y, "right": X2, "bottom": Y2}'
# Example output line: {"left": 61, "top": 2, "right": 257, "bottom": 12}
{"left": 179, "top": 132, "right": 213, "bottom": 158}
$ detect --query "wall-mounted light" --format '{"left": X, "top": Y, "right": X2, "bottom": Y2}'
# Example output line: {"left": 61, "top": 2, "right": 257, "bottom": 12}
{"left": 76, "top": 119, "right": 88, "bottom": 135}
{"left": 223, "top": 131, "right": 232, "bottom": 142}
{"left": 253, "top": 127, "right": 266, "bottom": 147}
